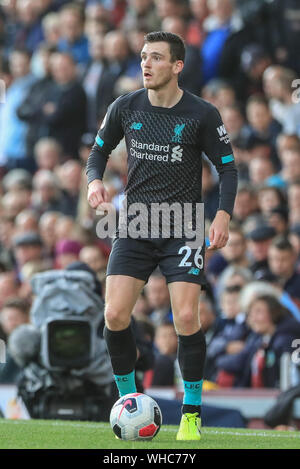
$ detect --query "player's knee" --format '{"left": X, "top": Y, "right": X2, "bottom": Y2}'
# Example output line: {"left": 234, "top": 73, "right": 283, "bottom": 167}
{"left": 104, "top": 306, "right": 130, "bottom": 330}
{"left": 175, "top": 310, "right": 199, "bottom": 333}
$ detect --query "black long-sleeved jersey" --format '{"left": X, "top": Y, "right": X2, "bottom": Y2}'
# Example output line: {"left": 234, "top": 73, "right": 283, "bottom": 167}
{"left": 86, "top": 88, "right": 238, "bottom": 232}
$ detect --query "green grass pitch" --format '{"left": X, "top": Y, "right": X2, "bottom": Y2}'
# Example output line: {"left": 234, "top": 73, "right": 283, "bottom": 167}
{"left": 0, "top": 419, "right": 299, "bottom": 449}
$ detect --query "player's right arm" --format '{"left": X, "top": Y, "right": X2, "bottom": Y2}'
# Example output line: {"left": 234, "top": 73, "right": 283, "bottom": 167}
{"left": 86, "top": 97, "right": 124, "bottom": 209}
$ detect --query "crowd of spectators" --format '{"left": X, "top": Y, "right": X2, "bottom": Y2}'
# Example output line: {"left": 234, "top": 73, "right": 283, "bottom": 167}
{"left": 0, "top": 0, "right": 300, "bottom": 391}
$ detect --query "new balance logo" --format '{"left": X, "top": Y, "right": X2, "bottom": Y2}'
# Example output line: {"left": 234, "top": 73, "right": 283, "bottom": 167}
{"left": 171, "top": 145, "right": 183, "bottom": 162}
{"left": 188, "top": 267, "right": 200, "bottom": 275}
{"left": 130, "top": 122, "right": 143, "bottom": 130}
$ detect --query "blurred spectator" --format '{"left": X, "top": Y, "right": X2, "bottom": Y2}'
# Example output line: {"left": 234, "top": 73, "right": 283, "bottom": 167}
{"left": 0, "top": 297, "right": 30, "bottom": 384}
{"left": 57, "top": 3, "right": 90, "bottom": 69}
{"left": 232, "top": 132, "right": 274, "bottom": 175}
{"left": 79, "top": 244, "right": 108, "bottom": 285}
{"left": 248, "top": 157, "right": 275, "bottom": 187}
{"left": 220, "top": 103, "right": 246, "bottom": 140}
{"left": 78, "top": 132, "right": 95, "bottom": 165}
{"left": 34, "top": 137, "right": 62, "bottom": 171}
{"left": 14, "top": 0, "right": 45, "bottom": 53}
{"left": 199, "top": 293, "right": 226, "bottom": 379}
{"left": 186, "top": 0, "right": 209, "bottom": 46}
{"left": 17, "top": 45, "right": 57, "bottom": 161}
{"left": 207, "top": 285, "right": 250, "bottom": 384}
{"left": 257, "top": 185, "right": 286, "bottom": 218}
{"left": 12, "top": 231, "right": 44, "bottom": 280}
{"left": 151, "top": 321, "right": 177, "bottom": 386}
{"left": 79, "top": 244, "right": 107, "bottom": 273}
{"left": 31, "top": 169, "right": 62, "bottom": 214}
{"left": 0, "top": 48, "right": 36, "bottom": 172}
{"left": 245, "top": 95, "right": 282, "bottom": 168}
{"left": 57, "top": 159, "right": 82, "bottom": 218}
{"left": 41, "top": 52, "right": 87, "bottom": 159}
{"left": 0, "top": 272, "right": 19, "bottom": 310}
{"left": 121, "top": 0, "right": 161, "bottom": 32}
{"left": 0, "top": 297, "right": 30, "bottom": 337}
{"left": 14, "top": 209, "right": 39, "bottom": 235}
{"left": 276, "top": 133, "right": 300, "bottom": 160}
{"left": 268, "top": 236, "right": 300, "bottom": 305}
{"left": 81, "top": 33, "right": 116, "bottom": 133}
{"left": 207, "top": 223, "right": 250, "bottom": 285}
{"left": 216, "top": 264, "right": 253, "bottom": 306}
{"left": 268, "top": 68, "right": 300, "bottom": 137}
{"left": 247, "top": 225, "right": 276, "bottom": 280}
{"left": 240, "top": 279, "right": 300, "bottom": 324}
{"left": 233, "top": 183, "right": 258, "bottom": 224}
{"left": 281, "top": 149, "right": 300, "bottom": 185}
{"left": 155, "top": 0, "right": 190, "bottom": 22}
{"left": 269, "top": 0, "right": 300, "bottom": 74}
{"left": 0, "top": 215, "right": 15, "bottom": 270}
{"left": 115, "top": 27, "right": 145, "bottom": 95}
{"left": 55, "top": 214, "right": 77, "bottom": 240}
{"left": 103, "top": 30, "right": 131, "bottom": 80}
{"left": 268, "top": 148, "right": 300, "bottom": 189}
{"left": 263, "top": 65, "right": 289, "bottom": 125}
{"left": 38, "top": 210, "right": 60, "bottom": 258}
{"left": 1, "top": 191, "right": 31, "bottom": 219}
{"left": 289, "top": 224, "right": 300, "bottom": 271}
{"left": 161, "top": 15, "right": 202, "bottom": 95}
{"left": 236, "top": 44, "right": 272, "bottom": 101}
{"left": 201, "top": 0, "right": 243, "bottom": 84}
{"left": 145, "top": 271, "right": 172, "bottom": 326}
{"left": 132, "top": 291, "right": 152, "bottom": 322}
{"left": 215, "top": 295, "right": 300, "bottom": 388}
{"left": 267, "top": 206, "right": 289, "bottom": 236}
{"left": 201, "top": 78, "right": 236, "bottom": 109}
{"left": 221, "top": 224, "right": 249, "bottom": 268}
{"left": 41, "top": 12, "right": 61, "bottom": 46}
{"left": 104, "top": 29, "right": 143, "bottom": 97}
{"left": 199, "top": 294, "right": 222, "bottom": 342}
{"left": 219, "top": 264, "right": 253, "bottom": 290}
{"left": 288, "top": 181, "right": 300, "bottom": 226}
{"left": 0, "top": 57, "right": 13, "bottom": 93}
{"left": 2, "top": 168, "right": 32, "bottom": 193}
{"left": 84, "top": 2, "right": 112, "bottom": 40}
{"left": 55, "top": 238, "right": 82, "bottom": 269}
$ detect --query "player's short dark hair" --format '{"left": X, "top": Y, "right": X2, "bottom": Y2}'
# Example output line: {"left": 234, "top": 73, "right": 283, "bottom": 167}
{"left": 144, "top": 31, "right": 185, "bottom": 62}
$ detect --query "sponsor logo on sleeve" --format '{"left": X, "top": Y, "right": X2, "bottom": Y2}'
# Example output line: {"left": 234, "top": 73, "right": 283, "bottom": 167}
{"left": 216, "top": 124, "right": 230, "bottom": 144}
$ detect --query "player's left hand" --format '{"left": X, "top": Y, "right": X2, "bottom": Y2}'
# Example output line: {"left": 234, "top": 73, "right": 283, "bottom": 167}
{"left": 207, "top": 210, "right": 230, "bottom": 251}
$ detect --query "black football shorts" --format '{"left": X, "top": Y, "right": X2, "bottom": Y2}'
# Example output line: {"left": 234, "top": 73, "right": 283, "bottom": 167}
{"left": 106, "top": 236, "right": 206, "bottom": 285}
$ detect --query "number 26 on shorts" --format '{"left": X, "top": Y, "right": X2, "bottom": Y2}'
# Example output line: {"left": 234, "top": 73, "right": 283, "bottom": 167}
{"left": 178, "top": 246, "right": 203, "bottom": 269}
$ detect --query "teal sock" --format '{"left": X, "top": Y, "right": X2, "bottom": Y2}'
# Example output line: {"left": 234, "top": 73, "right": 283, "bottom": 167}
{"left": 183, "top": 379, "right": 203, "bottom": 406}
{"left": 114, "top": 371, "right": 137, "bottom": 397}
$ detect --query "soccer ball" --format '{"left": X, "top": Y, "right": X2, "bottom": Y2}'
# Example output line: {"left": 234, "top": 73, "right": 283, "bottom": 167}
{"left": 110, "top": 392, "right": 162, "bottom": 441}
